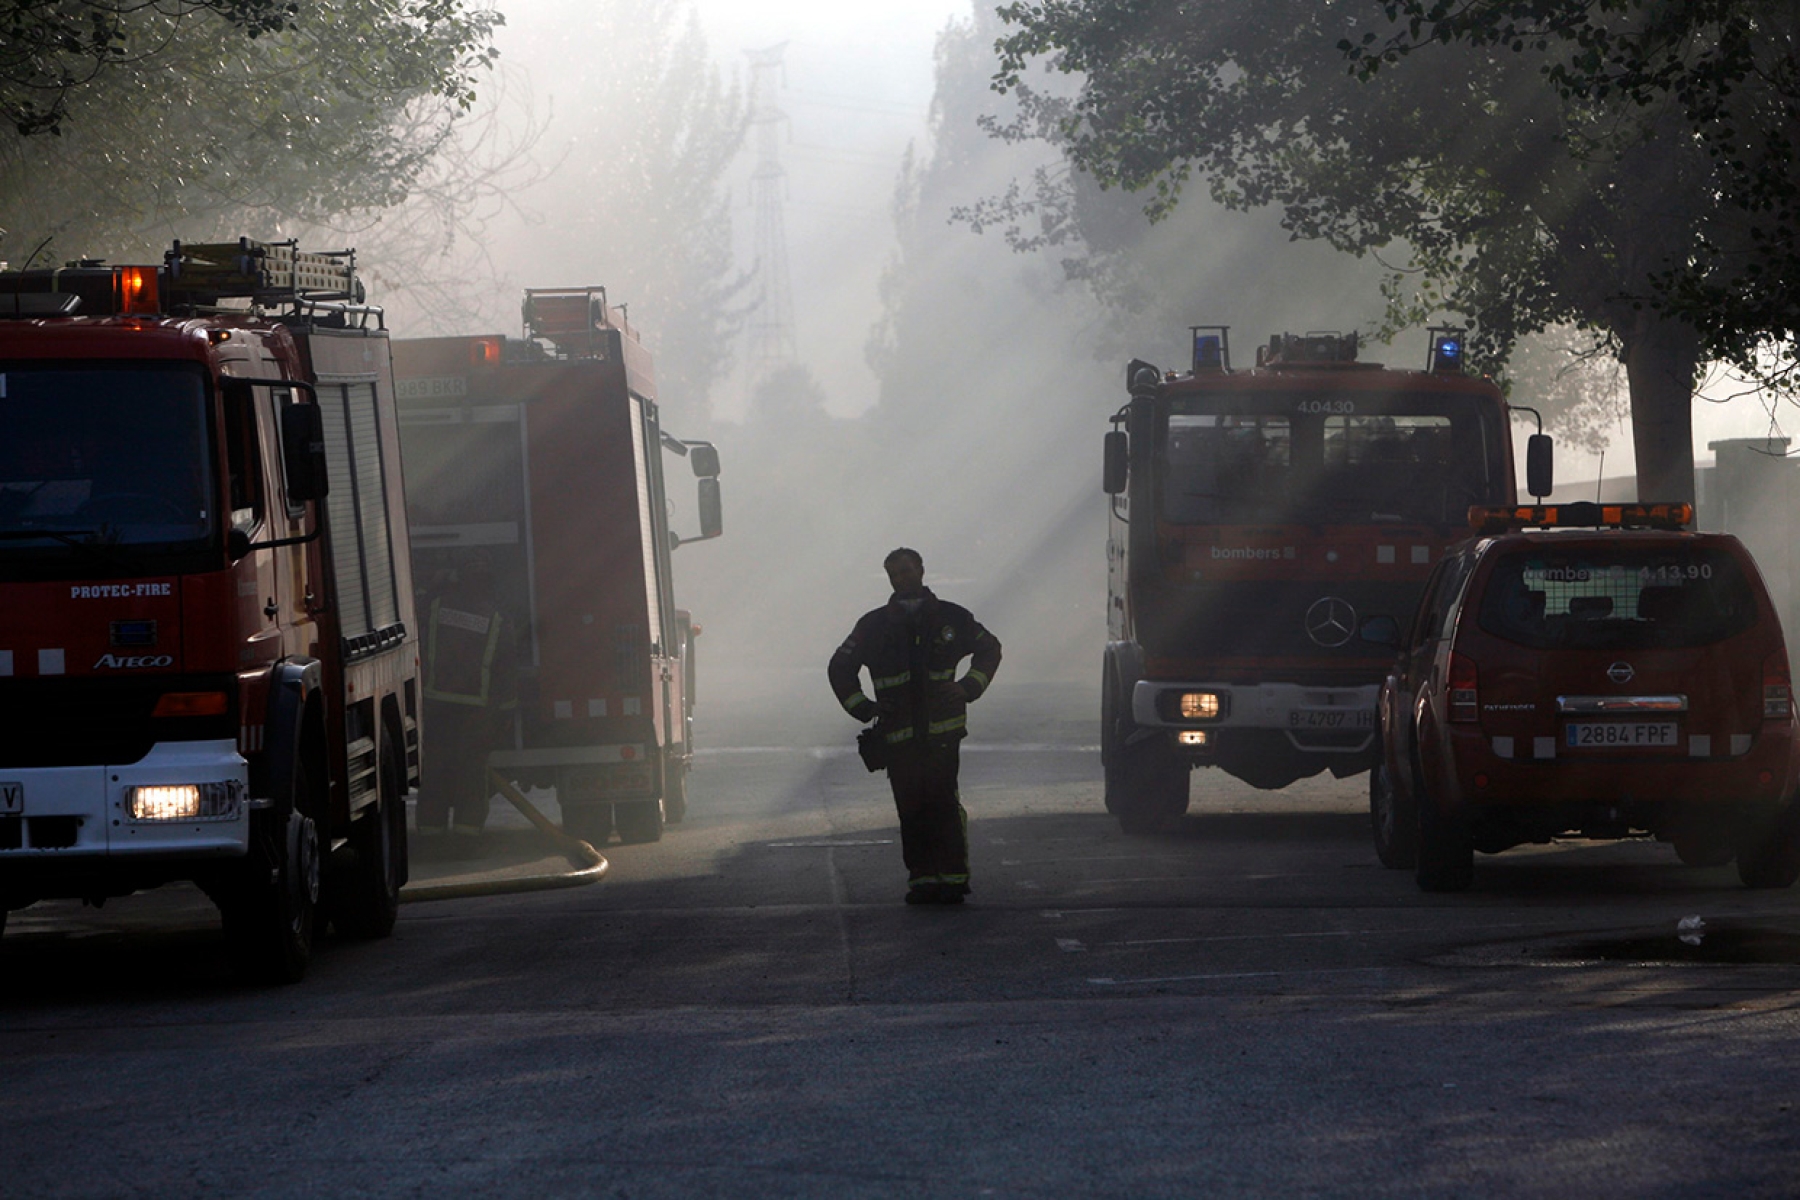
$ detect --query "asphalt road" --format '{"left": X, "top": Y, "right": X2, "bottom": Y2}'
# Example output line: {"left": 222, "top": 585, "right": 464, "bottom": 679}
{"left": 5, "top": 682, "right": 1800, "bottom": 1198}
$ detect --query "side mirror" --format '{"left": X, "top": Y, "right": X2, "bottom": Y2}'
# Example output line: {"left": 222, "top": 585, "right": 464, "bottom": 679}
{"left": 697, "top": 477, "right": 722, "bottom": 540}
{"left": 1359, "top": 615, "right": 1401, "bottom": 648}
{"left": 1526, "top": 433, "right": 1554, "bottom": 499}
{"left": 280, "top": 402, "right": 331, "bottom": 504}
{"left": 228, "top": 528, "right": 252, "bottom": 562}
{"left": 1103, "top": 429, "right": 1129, "bottom": 495}
{"left": 688, "top": 442, "right": 721, "bottom": 479}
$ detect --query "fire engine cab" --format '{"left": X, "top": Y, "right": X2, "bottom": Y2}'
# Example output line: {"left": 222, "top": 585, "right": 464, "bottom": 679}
{"left": 393, "top": 287, "right": 721, "bottom": 848}
{"left": 0, "top": 239, "right": 421, "bottom": 981}
{"left": 1101, "top": 326, "right": 1549, "bottom": 833}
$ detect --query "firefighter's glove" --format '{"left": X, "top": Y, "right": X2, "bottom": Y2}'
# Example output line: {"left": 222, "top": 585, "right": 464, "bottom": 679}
{"left": 849, "top": 697, "right": 879, "bottom": 724}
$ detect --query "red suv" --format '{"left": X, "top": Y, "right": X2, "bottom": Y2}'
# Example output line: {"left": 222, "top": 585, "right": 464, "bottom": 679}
{"left": 1372, "top": 502, "right": 1800, "bottom": 891}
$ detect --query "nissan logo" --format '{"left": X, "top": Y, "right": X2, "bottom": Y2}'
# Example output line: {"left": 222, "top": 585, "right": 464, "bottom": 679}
{"left": 1607, "top": 662, "right": 1635, "bottom": 684}
{"left": 1305, "top": 596, "right": 1357, "bottom": 648}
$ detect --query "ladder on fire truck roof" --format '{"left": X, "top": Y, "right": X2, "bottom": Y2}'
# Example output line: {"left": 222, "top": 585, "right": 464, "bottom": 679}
{"left": 163, "top": 237, "right": 371, "bottom": 319}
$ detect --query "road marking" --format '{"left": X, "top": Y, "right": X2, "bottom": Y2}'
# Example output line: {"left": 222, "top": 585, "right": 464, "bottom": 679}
{"left": 1090, "top": 965, "right": 1400, "bottom": 986}
{"left": 1056, "top": 939, "right": 1087, "bottom": 953}
{"left": 1060, "top": 873, "right": 1315, "bottom": 887}
{"left": 696, "top": 744, "right": 1099, "bottom": 757}
{"left": 1104, "top": 918, "right": 1573, "bottom": 949}
{"left": 767, "top": 840, "right": 895, "bottom": 848}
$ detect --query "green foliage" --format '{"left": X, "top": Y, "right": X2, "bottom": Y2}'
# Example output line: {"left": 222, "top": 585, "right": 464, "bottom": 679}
{"left": 1338, "top": 0, "right": 1800, "bottom": 391}
{"left": 1, "top": 0, "right": 300, "bottom": 136}
{"left": 0, "top": 0, "right": 501, "bottom": 266}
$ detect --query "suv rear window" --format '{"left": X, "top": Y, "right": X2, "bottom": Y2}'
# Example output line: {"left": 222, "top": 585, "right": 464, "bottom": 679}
{"left": 1476, "top": 543, "right": 1759, "bottom": 650}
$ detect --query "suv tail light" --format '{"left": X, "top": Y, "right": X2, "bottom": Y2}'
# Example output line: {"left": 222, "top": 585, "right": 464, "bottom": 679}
{"left": 1764, "top": 650, "right": 1792, "bottom": 720}
{"left": 1448, "top": 653, "right": 1479, "bottom": 723}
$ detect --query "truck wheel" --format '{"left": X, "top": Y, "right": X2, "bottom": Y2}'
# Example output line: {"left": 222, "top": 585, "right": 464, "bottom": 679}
{"left": 1736, "top": 802, "right": 1800, "bottom": 888}
{"left": 1101, "top": 674, "right": 1125, "bottom": 814}
{"left": 562, "top": 803, "right": 613, "bottom": 847}
{"left": 1115, "top": 734, "right": 1189, "bottom": 835}
{"left": 615, "top": 797, "right": 665, "bottom": 845}
{"left": 664, "top": 757, "right": 689, "bottom": 825}
{"left": 333, "top": 729, "right": 405, "bottom": 939}
{"left": 1369, "top": 761, "right": 1417, "bottom": 870}
{"left": 221, "top": 752, "right": 321, "bottom": 984}
{"left": 1412, "top": 760, "right": 1472, "bottom": 893}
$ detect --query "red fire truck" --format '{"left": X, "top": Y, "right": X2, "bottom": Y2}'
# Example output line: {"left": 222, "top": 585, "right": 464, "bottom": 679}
{"left": 392, "top": 287, "right": 721, "bottom": 848}
{"left": 0, "top": 238, "right": 420, "bottom": 980}
{"left": 1102, "top": 327, "right": 1549, "bottom": 832}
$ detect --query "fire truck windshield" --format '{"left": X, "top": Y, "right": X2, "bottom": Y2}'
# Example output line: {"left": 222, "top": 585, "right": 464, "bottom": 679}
{"left": 0, "top": 363, "right": 216, "bottom": 557}
{"left": 1160, "top": 390, "right": 1503, "bottom": 526}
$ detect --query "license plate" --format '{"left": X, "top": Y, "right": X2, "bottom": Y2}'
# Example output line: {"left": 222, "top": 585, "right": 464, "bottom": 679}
{"left": 1565, "top": 721, "right": 1679, "bottom": 748}
{"left": 0, "top": 782, "right": 20, "bottom": 814}
{"left": 1287, "top": 708, "right": 1374, "bottom": 730}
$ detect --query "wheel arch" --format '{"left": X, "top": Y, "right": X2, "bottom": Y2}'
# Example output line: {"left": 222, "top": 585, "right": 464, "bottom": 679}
{"left": 256, "top": 659, "right": 327, "bottom": 822}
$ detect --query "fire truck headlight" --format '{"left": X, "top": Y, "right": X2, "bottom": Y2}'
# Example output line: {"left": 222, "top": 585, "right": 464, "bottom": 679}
{"left": 1179, "top": 692, "right": 1225, "bottom": 720}
{"left": 128, "top": 782, "right": 240, "bottom": 821}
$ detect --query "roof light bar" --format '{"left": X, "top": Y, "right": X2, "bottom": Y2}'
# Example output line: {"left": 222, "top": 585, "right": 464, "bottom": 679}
{"left": 1468, "top": 502, "right": 1694, "bottom": 534}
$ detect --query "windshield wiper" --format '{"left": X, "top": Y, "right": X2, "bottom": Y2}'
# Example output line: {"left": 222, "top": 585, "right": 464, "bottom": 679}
{"left": 0, "top": 527, "right": 128, "bottom": 564}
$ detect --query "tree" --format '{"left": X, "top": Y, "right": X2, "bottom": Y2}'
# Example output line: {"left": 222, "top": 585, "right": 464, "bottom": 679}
{"left": 1, "top": 0, "right": 299, "bottom": 136}
{"left": 1342, "top": 0, "right": 1800, "bottom": 400}
{"left": 985, "top": 0, "right": 1799, "bottom": 502}
{"left": 0, "top": 0, "right": 500, "bottom": 267}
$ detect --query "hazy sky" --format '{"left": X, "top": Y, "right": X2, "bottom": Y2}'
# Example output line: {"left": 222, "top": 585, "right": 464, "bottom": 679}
{"left": 690, "top": 0, "right": 972, "bottom": 420}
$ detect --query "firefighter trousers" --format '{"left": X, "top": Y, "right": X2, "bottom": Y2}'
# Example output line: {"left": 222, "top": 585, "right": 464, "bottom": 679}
{"left": 886, "top": 740, "right": 969, "bottom": 893}
{"left": 419, "top": 701, "right": 502, "bottom": 831}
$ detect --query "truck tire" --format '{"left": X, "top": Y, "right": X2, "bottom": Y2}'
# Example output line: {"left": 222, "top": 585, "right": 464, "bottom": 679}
{"left": 1115, "top": 733, "right": 1190, "bottom": 835}
{"left": 221, "top": 749, "right": 321, "bottom": 984}
{"left": 332, "top": 728, "right": 405, "bottom": 939}
{"left": 1736, "top": 802, "right": 1800, "bottom": 889}
{"left": 1101, "top": 672, "right": 1125, "bottom": 815}
{"left": 1412, "top": 754, "right": 1472, "bottom": 893}
{"left": 664, "top": 756, "right": 689, "bottom": 825}
{"left": 615, "top": 797, "right": 665, "bottom": 845}
{"left": 1369, "top": 761, "right": 1417, "bottom": 869}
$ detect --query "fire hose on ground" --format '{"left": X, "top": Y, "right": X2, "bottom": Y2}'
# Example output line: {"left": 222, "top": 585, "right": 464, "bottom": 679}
{"left": 399, "top": 769, "right": 609, "bottom": 902}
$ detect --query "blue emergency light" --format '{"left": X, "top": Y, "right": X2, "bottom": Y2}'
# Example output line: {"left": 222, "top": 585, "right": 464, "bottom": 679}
{"left": 1429, "top": 327, "right": 1464, "bottom": 373}
{"left": 1190, "top": 325, "right": 1230, "bottom": 373}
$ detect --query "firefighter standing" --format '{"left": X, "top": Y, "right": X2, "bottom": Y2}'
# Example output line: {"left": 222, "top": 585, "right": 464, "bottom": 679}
{"left": 418, "top": 556, "right": 517, "bottom": 855}
{"left": 829, "top": 547, "right": 1002, "bottom": 905}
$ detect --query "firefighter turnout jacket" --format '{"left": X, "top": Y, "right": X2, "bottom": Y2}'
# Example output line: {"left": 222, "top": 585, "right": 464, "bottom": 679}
{"left": 829, "top": 587, "right": 1002, "bottom": 749}
{"left": 424, "top": 596, "right": 517, "bottom": 713}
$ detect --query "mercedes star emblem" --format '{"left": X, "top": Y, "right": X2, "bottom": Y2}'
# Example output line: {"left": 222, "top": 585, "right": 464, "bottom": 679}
{"left": 1304, "top": 596, "right": 1357, "bottom": 648}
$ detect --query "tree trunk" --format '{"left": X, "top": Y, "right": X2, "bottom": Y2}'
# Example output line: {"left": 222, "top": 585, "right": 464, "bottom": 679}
{"left": 1622, "top": 314, "right": 1700, "bottom": 509}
